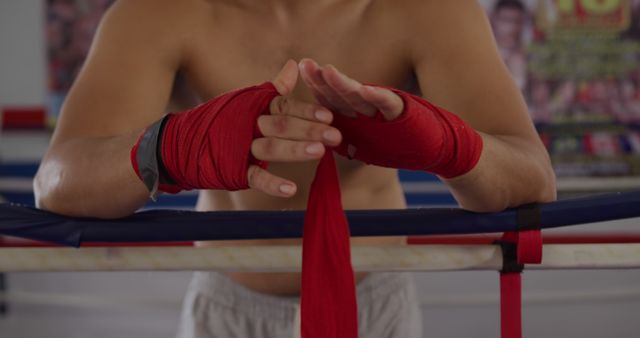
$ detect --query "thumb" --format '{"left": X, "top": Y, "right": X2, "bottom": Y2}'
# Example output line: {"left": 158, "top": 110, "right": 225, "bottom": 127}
{"left": 272, "top": 59, "right": 299, "bottom": 95}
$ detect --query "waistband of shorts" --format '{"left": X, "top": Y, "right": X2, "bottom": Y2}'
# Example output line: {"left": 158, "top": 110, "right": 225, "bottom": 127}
{"left": 188, "top": 271, "right": 413, "bottom": 318}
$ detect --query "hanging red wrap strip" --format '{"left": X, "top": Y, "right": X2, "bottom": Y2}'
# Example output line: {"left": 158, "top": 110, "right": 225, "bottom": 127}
{"left": 301, "top": 151, "right": 358, "bottom": 338}
{"left": 500, "top": 272, "right": 522, "bottom": 338}
{"left": 130, "top": 81, "right": 359, "bottom": 337}
{"left": 499, "top": 211, "right": 543, "bottom": 338}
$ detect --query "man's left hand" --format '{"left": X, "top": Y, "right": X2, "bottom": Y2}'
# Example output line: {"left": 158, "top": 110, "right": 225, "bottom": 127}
{"left": 298, "top": 58, "right": 404, "bottom": 121}
{"left": 297, "top": 58, "right": 484, "bottom": 179}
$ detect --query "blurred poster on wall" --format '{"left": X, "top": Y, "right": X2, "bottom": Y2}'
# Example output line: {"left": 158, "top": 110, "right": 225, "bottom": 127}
{"left": 46, "top": 0, "right": 113, "bottom": 126}
{"left": 482, "top": 0, "right": 640, "bottom": 177}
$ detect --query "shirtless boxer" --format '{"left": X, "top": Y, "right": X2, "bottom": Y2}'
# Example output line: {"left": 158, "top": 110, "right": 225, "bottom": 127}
{"left": 34, "top": 0, "right": 556, "bottom": 337}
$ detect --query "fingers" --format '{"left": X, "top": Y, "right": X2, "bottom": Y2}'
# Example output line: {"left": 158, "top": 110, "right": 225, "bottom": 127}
{"left": 322, "top": 65, "right": 377, "bottom": 116}
{"left": 272, "top": 59, "right": 299, "bottom": 95}
{"left": 298, "top": 59, "right": 333, "bottom": 109}
{"left": 299, "top": 59, "right": 354, "bottom": 115}
{"left": 270, "top": 96, "right": 333, "bottom": 123}
{"left": 299, "top": 59, "right": 403, "bottom": 119}
{"left": 247, "top": 165, "right": 297, "bottom": 198}
{"left": 359, "top": 85, "right": 405, "bottom": 120}
{"left": 262, "top": 88, "right": 342, "bottom": 146}
{"left": 257, "top": 115, "right": 342, "bottom": 146}
{"left": 251, "top": 138, "right": 325, "bottom": 162}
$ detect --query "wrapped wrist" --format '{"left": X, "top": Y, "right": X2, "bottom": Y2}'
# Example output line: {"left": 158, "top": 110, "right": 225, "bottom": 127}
{"left": 130, "top": 115, "right": 181, "bottom": 199}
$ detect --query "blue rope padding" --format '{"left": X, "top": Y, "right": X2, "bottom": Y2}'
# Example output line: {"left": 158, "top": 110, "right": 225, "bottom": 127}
{"left": 0, "top": 191, "right": 639, "bottom": 247}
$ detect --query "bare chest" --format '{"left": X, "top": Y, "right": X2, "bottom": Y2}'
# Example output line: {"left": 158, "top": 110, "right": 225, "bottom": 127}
{"left": 170, "top": 5, "right": 412, "bottom": 209}
{"left": 179, "top": 8, "right": 412, "bottom": 100}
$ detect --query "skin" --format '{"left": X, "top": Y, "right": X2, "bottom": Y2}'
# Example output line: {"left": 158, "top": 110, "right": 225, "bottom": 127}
{"left": 34, "top": 0, "right": 556, "bottom": 295}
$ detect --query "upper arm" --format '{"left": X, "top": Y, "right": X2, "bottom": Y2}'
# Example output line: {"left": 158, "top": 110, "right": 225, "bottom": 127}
{"left": 407, "top": 0, "right": 538, "bottom": 141}
{"left": 51, "top": 0, "right": 182, "bottom": 145}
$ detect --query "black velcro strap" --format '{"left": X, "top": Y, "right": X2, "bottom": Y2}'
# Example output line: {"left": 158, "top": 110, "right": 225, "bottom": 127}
{"left": 495, "top": 240, "right": 524, "bottom": 273}
{"left": 516, "top": 203, "right": 541, "bottom": 231}
{"left": 0, "top": 273, "right": 7, "bottom": 316}
{"left": 135, "top": 115, "right": 170, "bottom": 198}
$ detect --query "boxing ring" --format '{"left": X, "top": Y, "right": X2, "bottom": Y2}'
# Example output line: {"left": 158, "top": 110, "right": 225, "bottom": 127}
{"left": 1, "top": 191, "right": 640, "bottom": 338}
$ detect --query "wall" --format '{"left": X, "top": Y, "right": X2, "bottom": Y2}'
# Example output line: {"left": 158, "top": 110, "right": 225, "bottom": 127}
{"left": 0, "top": 0, "right": 47, "bottom": 107}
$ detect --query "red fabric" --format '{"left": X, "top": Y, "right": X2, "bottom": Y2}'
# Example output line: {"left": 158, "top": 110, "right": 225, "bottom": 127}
{"left": 517, "top": 230, "right": 543, "bottom": 264}
{"left": 332, "top": 89, "right": 483, "bottom": 178}
{"left": 499, "top": 230, "right": 542, "bottom": 338}
{"left": 133, "top": 82, "right": 278, "bottom": 193}
{"left": 136, "top": 82, "right": 482, "bottom": 337}
{"left": 301, "top": 151, "right": 358, "bottom": 338}
{"left": 500, "top": 272, "right": 522, "bottom": 338}
{"left": 130, "top": 135, "right": 142, "bottom": 180}
{"left": 132, "top": 81, "right": 359, "bottom": 337}
{"left": 161, "top": 82, "right": 277, "bottom": 191}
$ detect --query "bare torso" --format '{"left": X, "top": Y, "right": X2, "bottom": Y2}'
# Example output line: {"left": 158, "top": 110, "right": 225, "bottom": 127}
{"left": 47, "top": 0, "right": 549, "bottom": 296}
{"left": 174, "top": 0, "right": 412, "bottom": 295}
{"left": 38, "top": 0, "right": 555, "bottom": 297}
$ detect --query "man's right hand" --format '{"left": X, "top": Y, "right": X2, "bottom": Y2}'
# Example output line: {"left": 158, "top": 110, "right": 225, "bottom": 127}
{"left": 249, "top": 60, "right": 342, "bottom": 197}
{"left": 131, "top": 60, "right": 341, "bottom": 199}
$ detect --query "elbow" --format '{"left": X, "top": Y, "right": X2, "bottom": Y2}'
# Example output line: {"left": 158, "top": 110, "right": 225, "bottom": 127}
{"left": 462, "top": 196, "right": 512, "bottom": 214}
{"left": 469, "top": 168, "right": 556, "bottom": 213}
{"left": 33, "top": 162, "right": 62, "bottom": 213}
{"left": 499, "top": 151, "right": 557, "bottom": 211}
{"left": 528, "top": 146, "right": 557, "bottom": 205}
{"left": 33, "top": 160, "right": 108, "bottom": 219}
{"left": 453, "top": 147, "right": 557, "bottom": 213}
{"left": 504, "top": 151, "right": 557, "bottom": 210}
{"left": 536, "top": 160, "right": 557, "bottom": 203}
{"left": 502, "top": 137, "right": 558, "bottom": 209}
{"left": 33, "top": 163, "right": 85, "bottom": 217}
{"left": 34, "top": 159, "right": 144, "bottom": 219}
{"left": 34, "top": 139, "right": 147, "bottom": 219}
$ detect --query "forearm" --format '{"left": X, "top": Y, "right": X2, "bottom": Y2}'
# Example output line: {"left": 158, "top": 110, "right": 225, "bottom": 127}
{"left": 34, "top": 132, "right": 149, "bottom": 218}
{"left": 444, "top": 133, "right": 557, "bottom": 213}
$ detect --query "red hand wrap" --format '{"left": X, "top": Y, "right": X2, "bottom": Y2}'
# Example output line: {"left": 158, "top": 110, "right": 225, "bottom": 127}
{"left": 301, "top": 151, "right": 358, "bottom": 338}
{"left": 332, "top": 88, "right": 483, "bottom": 178}
{"left": 131, "top": 82, "right": 278, "bottom": 194}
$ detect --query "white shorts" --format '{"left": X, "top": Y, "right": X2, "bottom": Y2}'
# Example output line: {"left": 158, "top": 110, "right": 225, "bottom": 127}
{"left": 176, "top": 271, "right": 422, "bottom": 338}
